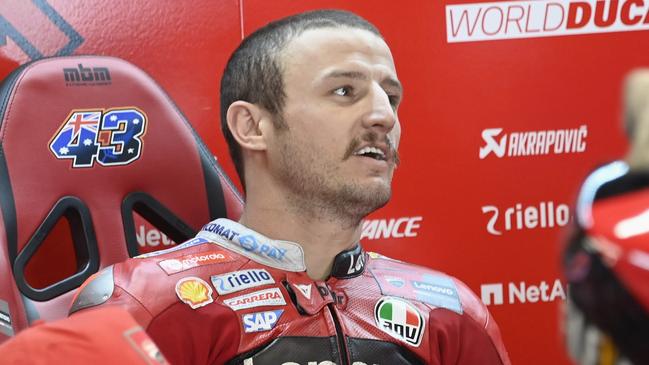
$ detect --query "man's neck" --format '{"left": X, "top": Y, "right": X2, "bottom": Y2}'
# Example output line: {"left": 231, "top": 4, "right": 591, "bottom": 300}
{"left": 239, "top": 198, "right": 362, "bottom": 280}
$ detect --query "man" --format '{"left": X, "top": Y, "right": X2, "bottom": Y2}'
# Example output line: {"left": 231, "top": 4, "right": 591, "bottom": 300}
{"left": 564, "top": 70, "right": 649, "bottom": 365}
{"left": 71, "top": 9, "right": 510, "bottom": 364}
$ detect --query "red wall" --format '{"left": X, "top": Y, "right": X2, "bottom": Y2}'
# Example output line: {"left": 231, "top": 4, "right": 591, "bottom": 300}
{"left": 3, "top": 1, "right": 646, "bottom": 364}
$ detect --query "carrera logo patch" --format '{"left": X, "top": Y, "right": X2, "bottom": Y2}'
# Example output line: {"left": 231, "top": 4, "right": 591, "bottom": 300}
{"left": 374, "top": 297, "right": 425, "bottom": 347}
{"left": 211, "top": 269, "right": 275, "bottom": 295}
{"left": 49, "top": 108, "right": 146, "bottom": 168}
{"left": 175, "top": 277, "right": 213, "bottom": 309}
{"left": 158, "top": 250, "right": 234, "bottom": 275}
{"left": 242, "top": 310, "right": 284, "bottom": 333}
{"left": 223, "top": 288, "right": 286, "bottom": 311}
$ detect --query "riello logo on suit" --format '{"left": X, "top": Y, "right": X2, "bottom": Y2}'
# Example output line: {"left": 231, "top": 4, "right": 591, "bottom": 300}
{"left": 447, "top": 0, "right": 649, "bottom": 43}
{"left": 479, "top": 125, "right": 587, "bottom": 160}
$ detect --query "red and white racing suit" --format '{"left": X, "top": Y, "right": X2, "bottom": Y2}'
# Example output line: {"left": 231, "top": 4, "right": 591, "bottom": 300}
{"left": 70, "top": 218, "right": 510, "bottom": 365}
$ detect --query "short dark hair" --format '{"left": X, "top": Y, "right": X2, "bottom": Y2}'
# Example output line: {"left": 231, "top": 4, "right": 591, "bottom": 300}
{"left": 220, "top": 9, "right": 383, "bottom": 187}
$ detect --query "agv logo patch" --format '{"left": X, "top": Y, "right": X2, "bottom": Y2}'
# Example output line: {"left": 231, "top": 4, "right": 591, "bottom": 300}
{"left": 49, "top": 107, "right": 146, "bottom": 168}
{"left": 374, "top": 296, "right": 425, "bottom": 347}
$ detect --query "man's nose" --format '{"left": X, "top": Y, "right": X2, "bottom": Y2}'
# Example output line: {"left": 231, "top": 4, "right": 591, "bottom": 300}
{"left": 362, "top": 84, "right": 396, "bottom": 132}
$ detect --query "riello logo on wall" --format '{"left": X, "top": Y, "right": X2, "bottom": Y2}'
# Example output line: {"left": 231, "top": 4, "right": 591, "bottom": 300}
{"left": 482, "top": 201, "right": 571, "bottom": 235}
{"left": 446, "top": 0, "right": 649, "bottom": 43}
{"left": 479, "top": 125, "right": 587, "bottom": 159}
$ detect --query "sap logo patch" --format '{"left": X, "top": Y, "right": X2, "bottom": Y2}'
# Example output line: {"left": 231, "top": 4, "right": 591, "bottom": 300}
{"left": 211, "top": 269, "right": 275, "bottom": 295}
{"left": 374, "top": 297, "right": 425, "bottom": 347}
{"left": 49, "top": 108, "right": 146, "bottom": 168}
{"left": 242, "top": 310, "right": 283, "bottom": 333}
{"left": 175, "top": 277, "right": 213, "bottom": 309}
{"left": 223, "top": 288, "right": 286, "bottom": 311}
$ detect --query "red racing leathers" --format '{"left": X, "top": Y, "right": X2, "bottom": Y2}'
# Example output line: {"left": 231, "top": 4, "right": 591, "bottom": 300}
{"left": 70, "top": 218, "right": 510, "bottom": 365}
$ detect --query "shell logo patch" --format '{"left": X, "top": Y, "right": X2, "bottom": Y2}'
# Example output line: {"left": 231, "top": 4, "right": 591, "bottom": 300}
{"left": 374, "top": 296, "right": 425, "bottom": 347}
{"left": 175, "top": 277, "right": 213, "bottom": 309}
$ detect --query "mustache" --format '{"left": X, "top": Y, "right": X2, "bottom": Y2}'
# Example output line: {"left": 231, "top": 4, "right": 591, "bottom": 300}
{"left": 343, "top": 132, "right": 400, "bottom": 166}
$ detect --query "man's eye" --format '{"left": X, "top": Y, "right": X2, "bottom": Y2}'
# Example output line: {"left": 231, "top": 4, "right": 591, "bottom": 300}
{"left": 388, "top": 95, "right": 400, "bottom": 108}
{"left": 333, "top": 87, "right": 351, "bottom": 96}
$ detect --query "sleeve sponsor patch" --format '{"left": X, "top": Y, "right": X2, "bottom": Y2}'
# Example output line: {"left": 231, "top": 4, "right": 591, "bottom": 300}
{"left": 158, "top": 249, "right": 235, "bottom": 275}
{"left": 222, "top": 288, "right": 286, "bottom": 311}
{"left": 371, "top": 268, "right": 463, "bottom": 314}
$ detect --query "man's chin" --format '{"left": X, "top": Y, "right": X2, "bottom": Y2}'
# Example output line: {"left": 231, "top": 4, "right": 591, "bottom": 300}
{"left": 343, "top": 183, "right": 392, "bottom": 214}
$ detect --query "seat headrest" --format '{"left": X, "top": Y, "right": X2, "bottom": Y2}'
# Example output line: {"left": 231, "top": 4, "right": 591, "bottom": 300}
{"left": 0, "top": 56, "right": 242, "bottom": 302}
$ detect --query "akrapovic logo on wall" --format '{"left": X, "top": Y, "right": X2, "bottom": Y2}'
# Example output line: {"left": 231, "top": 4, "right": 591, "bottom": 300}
{"left": 479, "top": 125, "right": 587, "bottom": 159}
{"left": 480, "top": 279, "right": 567, "bottom": 306}
{"left": 482, "top": 201, "right": 571, "bottom": 235}
{"left": 447, "top": 0, "right": 649, "bottom": 43}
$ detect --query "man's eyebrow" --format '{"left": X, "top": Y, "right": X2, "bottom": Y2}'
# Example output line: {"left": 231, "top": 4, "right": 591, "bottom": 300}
{"left": 323, "top": 70, "right": 403, "bottom": 93}
{"left": 323, "top": 70, "right": 369, "bottom": 81}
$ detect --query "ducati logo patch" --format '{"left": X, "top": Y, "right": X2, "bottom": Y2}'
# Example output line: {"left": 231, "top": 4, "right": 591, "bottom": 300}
{"left": 175, "top": 277, "right": 213, "bottom": 309}
{"left": 374, "top": 296, "right": 425, "bottom": 347}
{"left": 49, "top": 107, "right": 147, "bottom": 168}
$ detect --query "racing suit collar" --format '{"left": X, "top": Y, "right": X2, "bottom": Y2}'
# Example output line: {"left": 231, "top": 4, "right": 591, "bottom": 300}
{"left": 197, "top": 218, "right": 306, "bottom": 272}
{"left": 196, "top": 218, "right": 366, "bottom": 278}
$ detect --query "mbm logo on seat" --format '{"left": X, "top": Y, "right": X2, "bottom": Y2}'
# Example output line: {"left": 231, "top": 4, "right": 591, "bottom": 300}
{"left": 49, "top": 108, "right": 147, "bottom": 168}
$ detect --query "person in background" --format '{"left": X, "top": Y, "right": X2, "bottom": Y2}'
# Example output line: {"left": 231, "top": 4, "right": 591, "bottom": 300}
{"left": 564, "top": 69, "right": 649, "bottom": 365}
{"left": 0, "top": 306, "right": 169, "bottom": 365}
{"left": 69, "top": 9, "right": 510, "bottom": 365}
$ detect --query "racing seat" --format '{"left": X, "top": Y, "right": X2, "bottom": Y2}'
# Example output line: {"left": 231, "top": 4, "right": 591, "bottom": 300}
{"left": 0, "top": 56, "right": 243, "bottom": 343}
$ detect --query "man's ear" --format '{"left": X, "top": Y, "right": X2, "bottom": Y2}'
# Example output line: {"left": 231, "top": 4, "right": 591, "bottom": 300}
{"left": 226, "top": 101, "right": 268, "bottom": 151}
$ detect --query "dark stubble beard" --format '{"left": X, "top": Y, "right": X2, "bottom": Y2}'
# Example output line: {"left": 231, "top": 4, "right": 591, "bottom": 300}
{"left": 275, "top": 130, "right": 393, "bottom": 229}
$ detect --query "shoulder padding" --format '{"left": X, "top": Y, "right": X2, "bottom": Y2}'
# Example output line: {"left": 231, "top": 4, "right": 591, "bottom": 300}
{"left": 69, "top": 266, "right": 114, "bottom": 315}
{"left": 368, "top": 255, "right": 464, "bottom": 314}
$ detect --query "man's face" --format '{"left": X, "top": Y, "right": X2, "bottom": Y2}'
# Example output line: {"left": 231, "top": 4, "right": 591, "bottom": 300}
{"left": 267, "top": 27, "right": 402, "bottom": 222}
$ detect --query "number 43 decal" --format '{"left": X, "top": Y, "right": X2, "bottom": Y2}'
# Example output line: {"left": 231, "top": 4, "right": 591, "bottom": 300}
{"left": 49, "top": 107, "right": 147, "bottom": 168}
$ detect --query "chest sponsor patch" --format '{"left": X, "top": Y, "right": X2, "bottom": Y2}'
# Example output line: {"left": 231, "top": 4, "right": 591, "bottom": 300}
{"left": 242, "top": 309, "right": 284, "bottom": 333}
{"left": 175, "top": 277, "right": 214, "bottom": 309}
{"left": 372, "top": 268, "right": 462, "bottom": 314}
{"left": 223, "top": 288, "right": 286, "bottom": 311}
{"left": 211, "top": 269, "right": 275, "bottom": 295}
{"left": 374, "top": 297, "right": 425, "bottom": 347}
{"left": 158, "top": 249, "right": 234, "bottom": 275}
